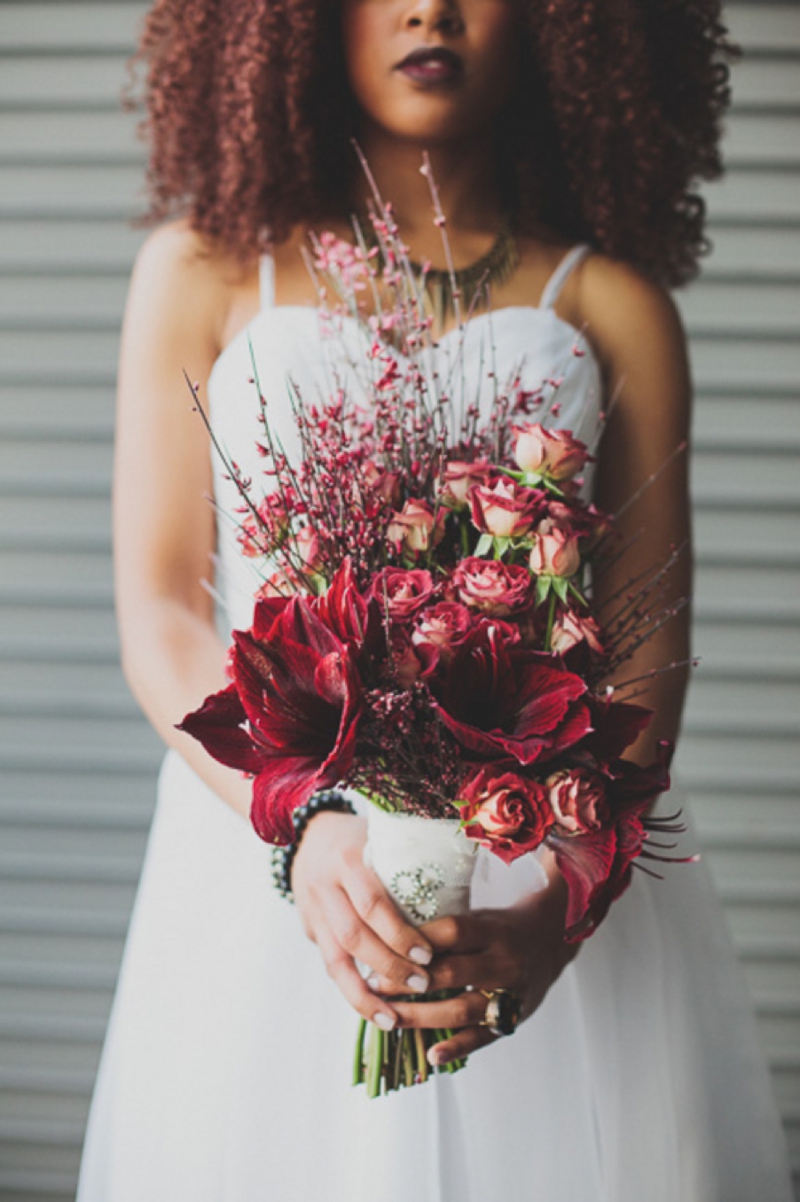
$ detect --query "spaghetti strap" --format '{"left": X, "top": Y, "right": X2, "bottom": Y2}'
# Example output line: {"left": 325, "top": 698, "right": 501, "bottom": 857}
{"left": 538, "top": 243, "right": 592, "bottom": 310}
{"left": 259, "top": 254, "right": 275, "bottom": 310}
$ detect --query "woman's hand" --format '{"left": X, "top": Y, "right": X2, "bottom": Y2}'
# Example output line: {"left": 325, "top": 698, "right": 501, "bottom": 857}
{"left": 290, "top": 810, "right": 435, "bottom": 1032}
{"left": 369, "top": 861, "right": 579, "bottom": 1067}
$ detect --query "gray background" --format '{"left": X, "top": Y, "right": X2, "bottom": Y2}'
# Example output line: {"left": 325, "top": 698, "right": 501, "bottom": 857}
{"left": 0, "top": 1, "right": 798, "bottom": 1197}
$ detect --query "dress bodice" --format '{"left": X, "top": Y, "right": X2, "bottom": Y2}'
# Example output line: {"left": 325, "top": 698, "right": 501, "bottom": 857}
{"left": 206, "top": 244, "right": 604, "bottom": 632}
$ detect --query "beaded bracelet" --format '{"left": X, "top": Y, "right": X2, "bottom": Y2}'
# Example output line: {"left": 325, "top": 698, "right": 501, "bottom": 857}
{"left": 270, "top": 788, "right": 356, "bottom": 902}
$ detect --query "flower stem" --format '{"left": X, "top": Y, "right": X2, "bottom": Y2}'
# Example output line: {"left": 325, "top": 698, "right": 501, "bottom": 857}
{"left": 544, "top": 589, "right": 557, "bottom": 651}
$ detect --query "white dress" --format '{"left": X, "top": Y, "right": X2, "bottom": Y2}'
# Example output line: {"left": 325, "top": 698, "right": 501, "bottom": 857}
{"left": 77, "top": 245, "right": 793, "bottom": 1202}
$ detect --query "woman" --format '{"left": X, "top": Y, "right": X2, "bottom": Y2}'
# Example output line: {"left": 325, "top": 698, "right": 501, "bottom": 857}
{"left": 77, "top": 0, "right": 793, "bottom": 1197}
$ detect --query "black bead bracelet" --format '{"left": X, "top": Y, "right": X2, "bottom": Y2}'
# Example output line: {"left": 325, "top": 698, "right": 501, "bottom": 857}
{"left": 270, "top": 789, "right": 356, "bottom": 902}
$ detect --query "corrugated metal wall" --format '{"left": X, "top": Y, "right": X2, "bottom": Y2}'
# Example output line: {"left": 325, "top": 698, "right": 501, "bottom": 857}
{"left": 0, "top": 2, "right": 797, "bottom": 1197}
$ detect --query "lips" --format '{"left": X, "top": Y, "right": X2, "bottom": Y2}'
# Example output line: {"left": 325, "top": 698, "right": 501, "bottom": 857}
{"left": 396, "top": 47, "right": 463, "bottom": 85}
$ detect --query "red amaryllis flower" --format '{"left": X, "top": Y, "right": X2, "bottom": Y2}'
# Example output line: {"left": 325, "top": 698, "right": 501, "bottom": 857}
{"left": 178, "top": 596, "right": 363, "bottom": 846}
{"left": 434, "top": 624, "right": 591, "bottom": 766}
{"left": 548, "top": 742, "right": 675, "bottom": 940}
{"left": 458, "top": 767, "right": 554, "bottom": 863}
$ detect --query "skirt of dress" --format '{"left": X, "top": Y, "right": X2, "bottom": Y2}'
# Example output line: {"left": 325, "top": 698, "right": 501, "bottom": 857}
{"left": 76, "top": 749, "right": 793, "bottom": 1202}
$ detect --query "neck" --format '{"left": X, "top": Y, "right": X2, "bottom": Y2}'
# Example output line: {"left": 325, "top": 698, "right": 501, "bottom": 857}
{"left": 349, "top": 125, "right": 506, "bottom": 240}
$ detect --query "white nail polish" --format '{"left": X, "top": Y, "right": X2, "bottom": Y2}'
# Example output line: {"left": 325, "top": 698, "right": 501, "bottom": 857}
{"left": 366, "top": 974, "right": 380, "bottom": 991}
{"left": 409, "top": 946, "right": 432, "bottom": 966}
{"left": 406, "top": 973, "right": 428, "bottom": 993}
{"left": 374, "top": 1012, "right": 396, "bottom": 1031}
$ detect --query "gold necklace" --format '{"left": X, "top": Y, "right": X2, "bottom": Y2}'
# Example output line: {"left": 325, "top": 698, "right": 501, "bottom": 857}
{"left": 362, "top": 217, "right": 520, "bottom": 333}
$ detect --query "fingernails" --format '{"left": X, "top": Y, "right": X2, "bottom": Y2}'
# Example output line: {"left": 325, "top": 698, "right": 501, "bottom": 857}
{"left": 427, "top": 1046, "right": 445, "bottom": 1067}
{"left": 366, "top": 973, "right": 380, "bottom": 991}
{"left": 409, "top": 946, "right": 432, "bottom": 966}
{"left": 406, "top": 973, "right": 428, "bottom": 993}
{"left": 373, "top": 1012, "right": 396, "bottom": 1031}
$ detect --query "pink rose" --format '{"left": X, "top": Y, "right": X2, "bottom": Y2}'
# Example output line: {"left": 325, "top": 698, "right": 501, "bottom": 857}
{"left": 387, "top": 499, "right": 446, "bottom": 556}
{"left": 370, "top": 568, "right": 435, "bottom": 622}
{"left": 529, "top": 518, "right": 580, "bottom": 578}
{"left": 439, "top": 459, "right": 491, "bottom": 510}
{"left": 448, "top": 557, "right": 532, "bottom": 617}
{"left": 458, "top": 768, "right": 554, "bottom": 863}
{"left": 411, "top": 601, "right": 472, "bottom": 673}
{"left": 550, "top": 609, "right": 605, "bottom": 656}
{"left": 546, "top": 768, "right": 609, "bottom": 834}
{"left": 469, "top": 477, "right": 544, "bottom": 539}
{"left": 514, "top": 423, "right": 591, "bottom": 482}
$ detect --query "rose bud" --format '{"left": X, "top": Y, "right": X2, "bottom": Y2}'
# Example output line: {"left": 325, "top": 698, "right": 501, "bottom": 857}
{"left": 360, "top": 461, "right": 403, "bottom": 508}
{"left": 387, "top": 499, "right": 446, "bottom": 556}
{"left": 529, "top": 518, "right": 581, "bottom": 578}
{"left": 448, "top": 557, "right": 532, "bottom": 617}
{"left": 369, "top": 568, "right": 435, "bottom": 622}
{"left": 469, "top": 477, "right": 543, "bottom": 540}
{"left": 458, "top": 768, "right": 554, "bottom": 863}
{"left": 439, "top": 459, "right": 491, "bottom": 510}
{"left": 294, "top": 525, "right": 322, "bottom": 572}
{"left": 546, "top": 767, "right": 609, "bottom": 834}
{"left": 514, "top": 423, "right": 591, "bottom": 482}
{"left": 411, "top": 601, "right": 472, "bottom": 673}
{"left": 550, "top": 609, "right": 605, "bottom": 656}
{"left": 389, "top": 627, "right": 422, "bottom": 688}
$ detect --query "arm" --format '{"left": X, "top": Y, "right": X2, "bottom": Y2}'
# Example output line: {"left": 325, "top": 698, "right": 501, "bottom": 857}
{"left": 114, "top": 221, "right": 253, "bottom": 817}
{"left": 116, "top": 222, "right": 430, "bottom": 1021}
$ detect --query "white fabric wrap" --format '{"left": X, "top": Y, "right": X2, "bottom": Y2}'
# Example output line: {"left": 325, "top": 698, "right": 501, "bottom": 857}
{"left": 363, "top": 808, "right": 479, "bottom": 925}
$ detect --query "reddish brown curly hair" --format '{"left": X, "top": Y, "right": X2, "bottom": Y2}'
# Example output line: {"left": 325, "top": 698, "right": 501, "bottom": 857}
{"left": 131, "top": 0, "right": 741, "bottom": 287}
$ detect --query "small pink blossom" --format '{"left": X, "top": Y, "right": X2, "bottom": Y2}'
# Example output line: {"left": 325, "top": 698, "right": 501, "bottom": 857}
{"left": 546, "top": 767, "right": 609, "bottom": 834}
{"left": 514, "top": 423, "right": 590, "bottom": 482}
{"left": 529, "top": 518, "right": 581, "bottom": 578}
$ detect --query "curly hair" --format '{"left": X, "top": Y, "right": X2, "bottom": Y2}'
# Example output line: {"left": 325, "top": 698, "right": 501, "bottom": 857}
{"left": 130, "top": 0, "right": 741, "bottom": 287}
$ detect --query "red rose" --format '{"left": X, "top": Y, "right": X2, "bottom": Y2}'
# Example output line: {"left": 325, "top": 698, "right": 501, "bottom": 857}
{"left": 458, "top": 768, "right": 554, "bottom": 863}
{"left": 411, "top": 601, "right": 472, "bottom": 674}
{"left": 439, "top": 459, "right": 492, "bottom": 510}
{"left": 529, "top": 518, "right": 580, "bottom": 578}
{"left": 387, "top": 499, "right": 446, "bottom": 556}
{"left": 469, "top": 477, "right": 544, "bottom": 539}
{"left": 546, "top": 767, "right": 609, "bottom": 834}
{"left": 369, "top": 568, "right": 435, "bottom": 623}
{"left": 513, "top": 423, "right": 590, "bottom": 482}
{"left": 448, "top": 557, "right": 532, "bottom": 617}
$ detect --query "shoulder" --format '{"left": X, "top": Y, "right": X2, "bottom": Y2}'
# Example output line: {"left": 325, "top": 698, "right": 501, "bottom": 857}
{"left": 127, "top": 219, "right": 254, "bottom": 348}
{"left": 577, "top": 251, "right": 688, "bottom": 371}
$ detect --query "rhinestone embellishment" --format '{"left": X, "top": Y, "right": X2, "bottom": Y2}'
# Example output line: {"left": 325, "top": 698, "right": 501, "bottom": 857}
{"left": 390, "top": 863, "right": 446, "bottom": 922}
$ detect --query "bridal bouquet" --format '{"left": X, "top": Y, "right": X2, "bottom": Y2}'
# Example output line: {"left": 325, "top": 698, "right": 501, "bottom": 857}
{"left": 179, "top": 161, "right": 688, "bottom": 1095}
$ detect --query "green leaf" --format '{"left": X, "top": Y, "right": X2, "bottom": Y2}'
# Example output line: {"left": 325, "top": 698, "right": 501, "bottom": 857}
{"left": 536, "top": 574, "right": 551, "bottom": 606}
{"left": 475, "top": 532, "right": 494, "bottom": 558}
{"left": 553, "top": 575, "right": 570, "bottom": 603}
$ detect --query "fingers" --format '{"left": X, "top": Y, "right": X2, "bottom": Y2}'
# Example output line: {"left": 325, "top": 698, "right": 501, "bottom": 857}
{"left": 366, "top": 952, "right": 501, "bottom": 997}
{"left": 428, "top": 1025, "right": 498, "bottom": 1067}
{"left": 314, "top": 924, "right": 399, "bottom": 1031}
{"left": 391, "top": 990, "right": 487, "bottom": 1031}
{"left": 340, "top": 857, "right": 434, "bottom": 976}
{"left": 324, "top": 884, "right": 432, "bottom": 992}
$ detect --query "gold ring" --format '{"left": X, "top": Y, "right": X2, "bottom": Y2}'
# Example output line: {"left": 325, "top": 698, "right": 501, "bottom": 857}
{"left": 479, "top": 988, "right": 521, "bottom": 1037}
